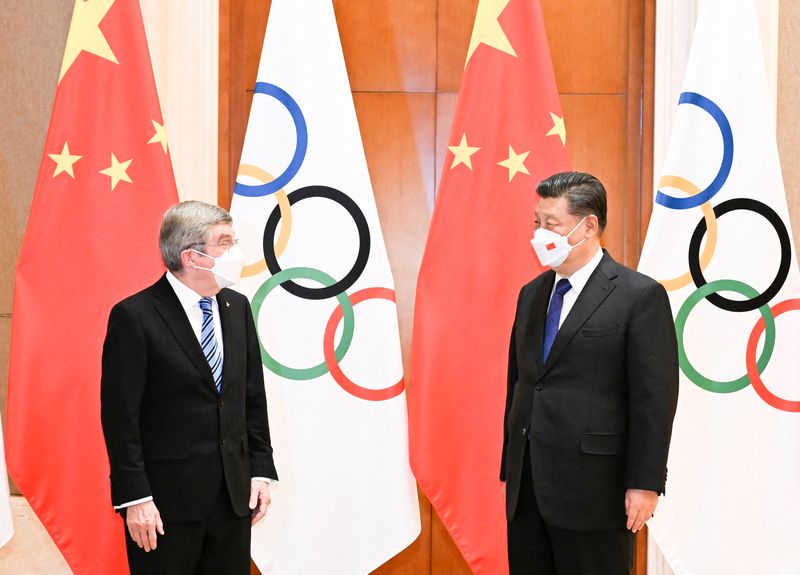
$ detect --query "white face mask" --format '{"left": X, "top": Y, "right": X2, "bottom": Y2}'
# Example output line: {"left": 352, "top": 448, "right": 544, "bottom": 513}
{"left": 530, "top": 217, "right": 587, "bottom": 268}
{"left": 191, "top": 244, "right": 246, "bottom": 289}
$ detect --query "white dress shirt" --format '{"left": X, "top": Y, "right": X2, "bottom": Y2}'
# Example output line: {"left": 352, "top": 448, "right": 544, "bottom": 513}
{"left": 114, "top": 272, "right": 267, "bottom": 510}
{"left": 548, "top": 247, "right": 604, "bottom": 328}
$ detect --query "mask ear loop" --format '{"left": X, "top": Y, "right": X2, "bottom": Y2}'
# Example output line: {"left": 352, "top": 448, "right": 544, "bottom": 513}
{"left": 565, "top": 216, "right": 587, "bottom": 238}
{"left": 189, "top": 248, "right": 216, "bottom": 272}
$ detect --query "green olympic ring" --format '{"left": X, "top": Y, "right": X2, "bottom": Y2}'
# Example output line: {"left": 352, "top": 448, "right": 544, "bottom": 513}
{"left": 251, "top": 267, "right": 355, "bottom": 380}
{"left": 675, "top": 279, "right": 776, "bottom": 393}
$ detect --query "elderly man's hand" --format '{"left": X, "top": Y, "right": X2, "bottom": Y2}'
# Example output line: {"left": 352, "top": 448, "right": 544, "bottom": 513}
{"left": 126, "top": 500, "right": 164, "bottom": 552}
{"left": 625, "top": 489, "right": 658, "bottom": 533}
{"left": 249, "top": 481, "right": 272, "bottom": 525}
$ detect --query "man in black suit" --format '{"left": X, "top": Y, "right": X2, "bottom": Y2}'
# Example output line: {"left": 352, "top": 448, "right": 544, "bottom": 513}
{"left": 502, "top": 172, "right": 678, "bottom": 574}
{"left": 101, "top": 201, "right": 277, "bottom": 574}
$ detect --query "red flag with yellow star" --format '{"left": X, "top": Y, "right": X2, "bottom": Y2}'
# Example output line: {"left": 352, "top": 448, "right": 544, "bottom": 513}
{"left": 5, "top": 1, "right": 177, "bottom": 572}
{"left": 409, "top": 0, "right": 569, "bottom": 572}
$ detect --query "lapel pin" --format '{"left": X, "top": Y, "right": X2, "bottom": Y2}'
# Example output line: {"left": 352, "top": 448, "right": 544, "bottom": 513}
{"left": 225, "top": 301, "right": 230, "bottom": 308}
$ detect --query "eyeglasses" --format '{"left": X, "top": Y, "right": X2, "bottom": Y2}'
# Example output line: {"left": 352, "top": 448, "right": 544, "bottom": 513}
{"left": 189, "top": 238, "right": 239, "bottom": 251}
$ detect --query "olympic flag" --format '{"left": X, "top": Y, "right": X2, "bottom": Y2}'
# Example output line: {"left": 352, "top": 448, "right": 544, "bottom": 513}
{"left": 409, "top": 0, "right": 570, "bottom": 572}
{"left": 229, "top": 1, "right": 420, "bottom": 572}
{"left": 638, "top": 0, "right": 800, "bottom": 573}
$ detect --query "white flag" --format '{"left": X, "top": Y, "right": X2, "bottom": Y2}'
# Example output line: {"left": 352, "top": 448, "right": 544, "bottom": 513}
{"left": 0, "top": 414, "right": 13, "bottom": 548}
{"left": 639, "top": 0, "right": 800, "bottom": 573}
{"left": 230, "top": 1, "right": 421, "bottom": 573}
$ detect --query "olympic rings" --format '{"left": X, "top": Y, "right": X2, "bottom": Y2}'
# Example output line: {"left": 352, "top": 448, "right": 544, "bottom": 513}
{"left": 675, "top": 279, "right": 775, "bottom": 393}
{"left": 652, "top": 91, "right": 799, "bottom": 412}
{"left": 233, "top": 82, "right": 308, "bottom": 197}
{"left": 238, "top": 83, "right": 402, "bottom": 402}
{"left": 251, "top": 267, "right": 355, "bottom": 380}
{"left": 656, "top": 175, "right": 718, "bottom": 292}
{"left": 746, "top": 299, "right": 800, "bottom": 412}
{"left": 655, "top": 92, "right": 733, "bottom": 210}
{"left": 688, "top": 198, "right": 791, "bottom": 312}
{"left": 263, "top": 185, "right": 371, "bottom": 301}
{"left": 323, "top": 287, "right": 405, "bottom": 401}
{"left": 237, "top": 164, "right": 293, "bottom": 278}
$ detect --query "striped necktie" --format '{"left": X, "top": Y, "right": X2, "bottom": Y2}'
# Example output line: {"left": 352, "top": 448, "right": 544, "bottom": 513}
{"left": 198, "top": 297, "right": 223, "bottom": 393}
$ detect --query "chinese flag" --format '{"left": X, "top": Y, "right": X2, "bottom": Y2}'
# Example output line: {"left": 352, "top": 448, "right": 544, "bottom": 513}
{"left": 5, "top": 1, "right": 178, "bottom": 572}
{"left": 408, "top": 1, "right": 570, "bottom": 573}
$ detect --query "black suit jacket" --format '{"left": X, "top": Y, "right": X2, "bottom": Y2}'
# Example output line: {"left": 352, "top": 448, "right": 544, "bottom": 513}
{"left": 501, "top": 251, "right": 678, "bottom": 530}
{"left": 101, "top": 274, "right": 277, "bottom": 523}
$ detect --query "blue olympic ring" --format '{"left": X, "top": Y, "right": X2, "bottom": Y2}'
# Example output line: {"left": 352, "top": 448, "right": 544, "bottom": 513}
{"left": 233, "top": 82, "right": 308, "bottom": 197}
{"left": 655, "top": 92, "right": 733, "bottom": 210}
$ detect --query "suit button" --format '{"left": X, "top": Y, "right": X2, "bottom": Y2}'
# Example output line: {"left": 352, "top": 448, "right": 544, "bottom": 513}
{"left": 219, "top": 399, "right": 224, "bottom": 407}
{"left": 521, "top": 427, "right": 528, "bottom": 437}
{"left": 535, "top": 383, "right": 543, "bottom": 391}
{"left": 221, "top": 439, "right": 226, "bottom": 445}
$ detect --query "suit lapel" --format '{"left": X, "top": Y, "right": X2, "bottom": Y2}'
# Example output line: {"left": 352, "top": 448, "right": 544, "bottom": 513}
{"left": 541, "top": 252, "right": 619, "bottom": 376}
{"left": 528, "top": 271, "right": 555, "bottom": 375}
{"left": 151, "top": 274, "right": 216, "bottom": 389}
{"left": 216, "top": 290, "right": 236, "bottom": 397}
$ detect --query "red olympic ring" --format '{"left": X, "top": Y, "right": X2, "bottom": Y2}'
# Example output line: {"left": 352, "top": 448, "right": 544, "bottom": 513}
{"left": 746, "top": 298, "right": 800, "bottom": 412}
{"left": 323, "top": 287, "right": 405, "bottom": 401}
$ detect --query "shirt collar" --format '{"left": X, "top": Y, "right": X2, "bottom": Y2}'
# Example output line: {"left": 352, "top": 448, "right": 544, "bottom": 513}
{"left": 555, "top": 247, "right": 603, "bottom": 296}
{"left": 166, "top": 271, "right": 208, "bottom": 312}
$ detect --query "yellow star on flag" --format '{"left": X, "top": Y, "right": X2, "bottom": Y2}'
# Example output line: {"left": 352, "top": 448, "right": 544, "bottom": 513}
{"left": 99, "top": 153, "right": 133, "bottom": 190}
{"left": 465, "top": 0, "right": 517, "bottom": 67}
{"left": 48, "top": 142, "right": 82, "bottom": 179}
{"left": 497, "top": 145, "right": 530, "bottom": 182}
{"left": 59, "top": 0, "right": 118, "bottom": 83}
{"left": 148, "top": 120, "right": 169, "bottom": 153}
{"left": 546, "top": 112, "right": 567, "bottom": 146}
{"left": 448, "top": 134, "right": 481, "bottom": 170}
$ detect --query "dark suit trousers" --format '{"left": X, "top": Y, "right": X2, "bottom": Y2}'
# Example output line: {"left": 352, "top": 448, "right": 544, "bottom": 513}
{"left": 124, "top": 482, "right": 250, "bottom": 575}
{"left": 507, "top": 446, "right": 633, "bottom": 575}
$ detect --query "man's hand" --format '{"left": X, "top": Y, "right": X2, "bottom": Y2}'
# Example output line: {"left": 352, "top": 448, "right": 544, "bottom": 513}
{"left": 126, "top": 500, "right": 164, "bottom": 552}
{"left": 249, "top": 481, "right": 272, "bottom": 525}
{"left": 625, "top": 489, "right": 658, "bottom": 533}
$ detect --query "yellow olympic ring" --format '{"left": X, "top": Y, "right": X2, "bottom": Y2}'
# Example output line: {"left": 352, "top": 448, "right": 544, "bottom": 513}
{"left": 236, "top": 164, "right": 293, "bottom": 278}
{"left": 657, "top": 175, "right": 718, "bottom": 292}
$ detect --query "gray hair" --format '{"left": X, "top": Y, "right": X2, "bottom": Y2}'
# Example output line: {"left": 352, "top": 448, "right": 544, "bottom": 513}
{"left": 159, "top": 201, "right": 232, "bottom": 272}
{"left": 536, "top": 171, "right": 607, "bottom": 231}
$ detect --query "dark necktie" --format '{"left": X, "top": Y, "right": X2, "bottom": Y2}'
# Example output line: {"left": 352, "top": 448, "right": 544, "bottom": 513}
{"left": 199, "top": 297, "right": 223, "bottom": 393}
{"left": 542, "top": 278, "right": 572, "bottom": 362}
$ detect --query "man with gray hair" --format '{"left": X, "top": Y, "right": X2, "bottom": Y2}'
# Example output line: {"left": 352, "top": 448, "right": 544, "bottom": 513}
{"left": 101, "top": 200, "right": 277, "bottom": 574}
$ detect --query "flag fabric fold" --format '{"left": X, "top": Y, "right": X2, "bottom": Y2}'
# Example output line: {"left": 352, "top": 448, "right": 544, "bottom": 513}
{"left": 5, "top": 0, "right": 179, "bottom": 572}
{"left": 639, "top": 1, "right": 800, "bottom": 573}
{"left": 229, "top": 1, "right": 420, "bottom": 573}
{"left": 408, "top": 0, "right": 570, "bottom": 573}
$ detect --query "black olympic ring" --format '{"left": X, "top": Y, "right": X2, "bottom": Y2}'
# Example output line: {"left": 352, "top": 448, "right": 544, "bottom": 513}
{"left": 263, "top": 185, "right": 371, "bottom": 300}
{"left": 688, "top": 198, "right": 791, "bottom": 312}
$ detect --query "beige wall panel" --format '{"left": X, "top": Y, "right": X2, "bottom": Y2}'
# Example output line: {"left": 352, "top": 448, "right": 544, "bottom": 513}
{"left": 335, "top": 0, "right": 437, "bottom": 92}
{"left": 542, "top": 0, "right": 629, "bottom": 95}
{"left": 779, "top": 0, "right": 800, "bottom": 260}
{"left": 0, "top": 4, "right": 70, "bottom": 312}
{"left": 561, "top": 94, "right": 627, "bottom": 262}
{"left": 437, "top": 0, "right": 479, "bottom": 91}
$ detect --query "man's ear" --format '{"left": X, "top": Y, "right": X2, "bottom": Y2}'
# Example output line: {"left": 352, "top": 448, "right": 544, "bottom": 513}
{"left": 179, "top": 248, "right": 198, "bottom": 270}
{"left": 584, "top": 214, "right": 600, "bottom": 238}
